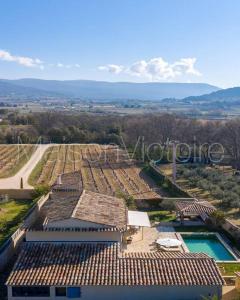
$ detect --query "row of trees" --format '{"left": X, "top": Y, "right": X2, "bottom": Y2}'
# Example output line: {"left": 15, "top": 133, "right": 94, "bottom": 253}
{"left": 2, "top": 111, "right": 240, "bottom": 168}
{"left": 178, "top": 165, "right": 240, "bottom": 211}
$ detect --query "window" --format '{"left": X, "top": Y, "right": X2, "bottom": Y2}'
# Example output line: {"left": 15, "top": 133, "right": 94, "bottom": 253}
{"left": 56, "top": 287, "right": 67, "bottom": 297}
{"left": 12, "top": 286, "right": 50, "bottom": 297}
{"left": 67, "top": 287, "right": 81, "bottom": 298}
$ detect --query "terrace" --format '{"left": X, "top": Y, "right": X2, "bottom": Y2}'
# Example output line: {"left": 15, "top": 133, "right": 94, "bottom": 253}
{"left": 124, "top": 225, "right": 184, "bottom": 253}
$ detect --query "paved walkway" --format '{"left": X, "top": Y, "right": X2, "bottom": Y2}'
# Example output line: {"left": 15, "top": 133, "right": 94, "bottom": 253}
{"left": 223, "top": 285, "right": 240, "bottom": 300}
{"left": 0, "top": 144, "right": 52, "bottom": 189}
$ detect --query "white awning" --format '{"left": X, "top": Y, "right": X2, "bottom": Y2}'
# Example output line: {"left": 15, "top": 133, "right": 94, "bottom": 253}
{"left": 127, "top": 210, "right": 151, "bottom": 227}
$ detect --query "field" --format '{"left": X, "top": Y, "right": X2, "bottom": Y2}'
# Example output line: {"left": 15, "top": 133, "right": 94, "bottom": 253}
{"left": 0, "top": 145, "right": 35, "bottom": 178}
{"left": 29, "top": 144, "right": 160, "bottom": 200}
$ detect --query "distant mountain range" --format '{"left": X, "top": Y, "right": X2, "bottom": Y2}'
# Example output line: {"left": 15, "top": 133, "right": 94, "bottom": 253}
{"left": 183, "top": 87, "right": 240, "bottom": 103}
{"left": 0, "top": 79, "right": 220, "bottom": 101}
{"left": 0, "top": 80, "right": 58, "bottom": 97}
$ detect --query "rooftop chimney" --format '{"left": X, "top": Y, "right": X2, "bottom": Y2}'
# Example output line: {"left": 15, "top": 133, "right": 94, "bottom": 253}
{"left": 57, "top": 174, "right": 62, "bottom": 185}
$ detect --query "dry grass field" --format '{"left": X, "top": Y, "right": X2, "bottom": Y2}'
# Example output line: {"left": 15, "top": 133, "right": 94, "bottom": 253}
{"left": 29, "top": 144, "right": 160, "bottom": 200}
{"left": 0, "top": 145, "right": 35, "bottom": 178}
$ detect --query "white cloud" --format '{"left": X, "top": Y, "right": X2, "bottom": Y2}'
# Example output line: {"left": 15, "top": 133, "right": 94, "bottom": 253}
{"left": 0, "top": 49, "right": 81, "bottom": 71}
{"left": 98, "top": 57, "right": 201, "bottom": 81}
{"left": 98, "top": 64, "right": 124, "bottom": 74}
{"left": 0, "top": 49, "right": 44, "bottom": 68}
{"left": 172, "top": 58, "right": 201, "bottom": 76}
{"left": 56, "top": 62, "right": 80, "bottom": 69}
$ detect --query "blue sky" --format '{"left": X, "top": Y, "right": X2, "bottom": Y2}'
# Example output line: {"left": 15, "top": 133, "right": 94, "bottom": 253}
{"left": 0, "top": 0, "right": 240, "bottom": 88}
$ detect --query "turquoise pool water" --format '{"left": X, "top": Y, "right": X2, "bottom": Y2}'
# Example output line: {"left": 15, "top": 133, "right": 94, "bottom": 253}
{"left": 182, "top": 234, "right": 236, "bottom": 261}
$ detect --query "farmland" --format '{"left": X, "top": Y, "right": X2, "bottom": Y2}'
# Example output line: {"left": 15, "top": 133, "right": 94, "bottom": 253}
{"left": 29, "top": 144, "right": 161, "bottom": 200}
{"left": 0, "top": 145, "right": 35, "bottom": 178}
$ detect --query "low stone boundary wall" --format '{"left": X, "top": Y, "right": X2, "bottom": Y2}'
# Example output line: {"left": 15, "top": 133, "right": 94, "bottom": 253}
{"left": 149, "top": 163, "right": 192, "bottom": 198}
{"left": 0, "top": 194, "right": 49, "bottom": 271}
{"left": 222, "top": 219, "right": 240, "bottom": 242}
{"left": 0, "top": 189, "right": 33, "bottom": 199}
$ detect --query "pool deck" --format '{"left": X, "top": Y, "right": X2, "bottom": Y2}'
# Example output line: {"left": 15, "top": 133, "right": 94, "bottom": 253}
{"left": 223, "top": 285, "right": 240, "bottom": 300}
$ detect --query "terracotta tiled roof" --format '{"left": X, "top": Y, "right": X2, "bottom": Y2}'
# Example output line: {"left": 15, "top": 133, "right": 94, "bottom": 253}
{"left": 42, "top": 190, "right": 81, "bottom": 223}
{"left": 175, "top": 200, "right": 215, "bottom": 216}
{"left": 72, "top": 190, "right": 127, "bottom": 228}
{"left": 29, "top": 226, "right": 122, "bottom": 232}
{"left": 123, "top": 252, "right": 210, "bottom": 259}
{"left": 40, "top": 170, "right": 128, "bottom": 229}
{"left": 6, "top": 242, "right": 224, "bottom": 287}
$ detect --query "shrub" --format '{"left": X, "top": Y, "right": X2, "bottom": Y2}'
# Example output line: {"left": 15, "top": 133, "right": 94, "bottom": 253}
{"left": 125, "top": 195, "right": 137, "bottom": 210}
{"left": 197, "top": 179, "right": 210, "bottom": 190}
{"left": 211, "top": 186, "right": 224, "bottom": 199}
{"left": 160, "top": 199, "right": 175, "bottom": 212}
{"left": 210, "top": 210, "right": 225, "bottom": 228}
{"left": 32, "top": 185, "right": 50, "bottom": 198}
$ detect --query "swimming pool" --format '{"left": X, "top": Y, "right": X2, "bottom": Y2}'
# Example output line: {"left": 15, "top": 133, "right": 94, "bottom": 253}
{"left": 181, "top": 233, "right": 236, "bottom": 261}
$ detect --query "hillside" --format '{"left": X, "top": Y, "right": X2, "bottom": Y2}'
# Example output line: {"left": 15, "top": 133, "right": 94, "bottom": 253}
{"left": 0, "top": 80, "right": 60, "bottom": 98}
{"left": 183, "top": 87, "right": 240, "bottom": 103}
{"left": 0, "top": 79, "right": 220, "bottom": 101}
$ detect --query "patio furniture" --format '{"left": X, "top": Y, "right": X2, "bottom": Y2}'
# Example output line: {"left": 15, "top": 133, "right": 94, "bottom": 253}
{"left": 156, "top": 238, "right": 182, "bottom": 248}
{"left": 126, "top": 237, "right": 133, "bottom": 244}
{"left": 157, "top": 245, "right": 181, "bottom": 252}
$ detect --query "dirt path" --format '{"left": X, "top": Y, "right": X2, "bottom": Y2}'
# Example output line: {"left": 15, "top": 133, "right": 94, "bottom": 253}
{"left": 0, "top": 144, "right": 52, "bottom": 190}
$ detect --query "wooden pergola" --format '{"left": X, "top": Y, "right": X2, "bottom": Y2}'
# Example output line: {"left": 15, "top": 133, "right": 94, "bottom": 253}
{"left": 175, "top": 200, "right": 215, "bottom": 224}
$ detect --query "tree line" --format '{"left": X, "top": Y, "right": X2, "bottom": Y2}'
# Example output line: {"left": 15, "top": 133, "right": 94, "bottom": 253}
{"left": 1, "top": 111, "right": 240, "bottom": 168}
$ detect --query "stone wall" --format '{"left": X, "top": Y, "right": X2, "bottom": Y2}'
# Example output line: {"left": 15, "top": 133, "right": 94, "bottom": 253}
{"left": 222, "top": 218, "right": 240, "bottom": 242}
{"left": 148, "top": 163, "right": 192, "bottom": 198}
{"left": 0, "top": 189, "right": 33, "bottom": 199}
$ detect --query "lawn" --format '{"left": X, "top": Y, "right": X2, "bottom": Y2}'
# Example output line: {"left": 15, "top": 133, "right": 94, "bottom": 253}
{"left": 218, "top": 262, "right": 240, "bottom": 276}
{"left": 174, "top": 225, "right": 211, "bottom": 233}
{"left": 0, "top": 199, "right": 37, "bottom": 246}
{"left": 147, "top": 210, "right": 176, "bottom": 223}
